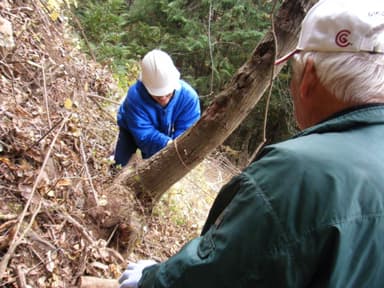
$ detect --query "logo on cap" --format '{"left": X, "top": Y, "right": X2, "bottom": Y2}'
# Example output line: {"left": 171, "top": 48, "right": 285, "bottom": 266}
{"left": 335, "top": 29, "right": 351, "bottom": 48}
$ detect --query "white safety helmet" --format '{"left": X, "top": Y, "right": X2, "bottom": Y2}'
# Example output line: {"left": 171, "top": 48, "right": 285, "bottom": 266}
{"left": 139, "top": 49, "right": 181, "bottom": 96}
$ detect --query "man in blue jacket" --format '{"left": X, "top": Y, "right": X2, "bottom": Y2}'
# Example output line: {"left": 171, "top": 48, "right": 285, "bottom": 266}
{"left": 119, "top": 0, "right": 384, "bottom": 287}
{"left": 114, "top": 49, "right": 201, "bottom": 166}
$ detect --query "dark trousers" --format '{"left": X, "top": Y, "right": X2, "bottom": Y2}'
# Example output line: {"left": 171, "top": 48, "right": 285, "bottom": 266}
{"left": 114, "top": 127, "right": 138, "bottom": 166}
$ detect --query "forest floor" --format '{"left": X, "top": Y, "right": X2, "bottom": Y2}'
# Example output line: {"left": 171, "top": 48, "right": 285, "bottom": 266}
{"left": 0, "top": 1, "right": 239, "bottom": 287}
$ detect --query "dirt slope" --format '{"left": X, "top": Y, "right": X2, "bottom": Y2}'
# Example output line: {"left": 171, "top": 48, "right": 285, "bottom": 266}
{"left": 0, "top": 1, "right": 124, "bottom": 286}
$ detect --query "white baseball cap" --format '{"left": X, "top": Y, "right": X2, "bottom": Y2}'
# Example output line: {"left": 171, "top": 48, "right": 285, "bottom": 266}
{"left": 139, "top": 49, "right": 181, "bottom": 96}
{"left": 275, "top": 0, "right": 384, "bottom": 64}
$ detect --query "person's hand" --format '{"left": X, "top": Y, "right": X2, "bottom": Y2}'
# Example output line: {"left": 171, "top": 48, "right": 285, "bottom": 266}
{"left": 118, "top": 260, "right": 157, "bottom": 288}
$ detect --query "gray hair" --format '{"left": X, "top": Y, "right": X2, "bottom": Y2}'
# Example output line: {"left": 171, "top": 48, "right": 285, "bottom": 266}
{"left": 291, "top": 52, "right": 384, "bottom": 103}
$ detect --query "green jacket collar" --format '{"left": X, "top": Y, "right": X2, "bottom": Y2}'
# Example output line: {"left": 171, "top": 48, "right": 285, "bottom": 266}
{"left": 295, "top": 104, "right": 384, "bottom": 138}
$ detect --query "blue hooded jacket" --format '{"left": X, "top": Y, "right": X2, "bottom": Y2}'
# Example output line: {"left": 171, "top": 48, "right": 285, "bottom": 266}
{"left": 117, "top": 79, "right": 200, "bottom": 158}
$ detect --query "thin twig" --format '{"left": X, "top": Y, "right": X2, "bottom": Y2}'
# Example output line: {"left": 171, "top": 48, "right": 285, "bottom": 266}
{"left": 16, "top": 265, "right": 27, "bottom": 288}
{"left": 0, "top": 113, "right": 70, "bottom": 278}
{"left": 10, "top": 64, "right": 16, "bottom": 105}
{"left": 0, "top": 200, "right": 42, "bottom": 280}
{"left": 57, "top": 210, "right": 95, "bottom": 244}
{"left": 0, "top": 214, "right": 18, "bottom": 222}
{"left": 1, "top": 243, "right": 66, "bottom": 287}
{"left": 87, "top": 93, "right": 121, "bottom": 105}
{"left": 79, "top": 135, "right": 99, "bottom": 206}
{"left": 42, "top": 61, "right": 52, "bottom": 128}
{"left": 24, "top": 117, "right": 64, "bottom": 152}
{"left": 248, "top": 0, "right": 279, "bottom": 165}
{"left": 87, "top": 96, "right": 116, "bottom": 123}
{"left": 102, "top": 247, "right": 126, "bottom": 264}
{"left": 68, "top": 10, "right": 97, "bottom": 62}
{"left": 208, "top": 1, "right": 215, "bottom": 94}
{"left": 106, "top": 225, "right": 119, "bottom": 246}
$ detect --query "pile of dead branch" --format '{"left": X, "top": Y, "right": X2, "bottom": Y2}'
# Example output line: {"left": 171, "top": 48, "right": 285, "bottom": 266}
{"left": 0, "top": 0, "right": 125, "bottom": 286}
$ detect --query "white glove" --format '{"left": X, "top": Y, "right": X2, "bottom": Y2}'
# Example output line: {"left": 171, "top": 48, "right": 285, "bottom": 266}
{"left": 118, "top": 260, "right": 157, "bottom": 288}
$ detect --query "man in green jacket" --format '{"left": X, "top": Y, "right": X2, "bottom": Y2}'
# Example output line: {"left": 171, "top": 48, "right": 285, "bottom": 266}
{"left": 119, "top": 0, "right": 384, "bottom": 287}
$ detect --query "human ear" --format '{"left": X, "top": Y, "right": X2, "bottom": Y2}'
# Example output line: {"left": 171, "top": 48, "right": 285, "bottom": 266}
{"left": 299, "top": 59, "right": 318, "bottom": 100}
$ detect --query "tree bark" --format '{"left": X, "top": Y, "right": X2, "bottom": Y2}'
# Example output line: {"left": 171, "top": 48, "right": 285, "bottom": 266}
{"left": 114, "top": 0, "right": 318, "bottom": 208}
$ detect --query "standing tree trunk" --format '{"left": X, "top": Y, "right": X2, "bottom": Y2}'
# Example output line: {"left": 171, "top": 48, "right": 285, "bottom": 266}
{"left": 97, "top": 0, "right": 319, "bottom": 254}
